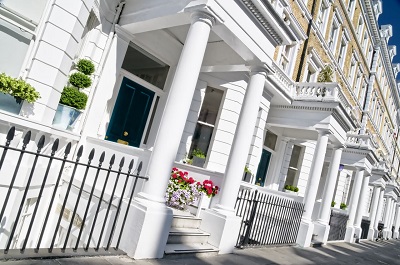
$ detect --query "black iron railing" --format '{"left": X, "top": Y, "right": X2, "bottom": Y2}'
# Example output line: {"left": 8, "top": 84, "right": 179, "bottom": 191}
{"left": 235, "top": 189, "right": 304, "bottom": 248}
{"left": 327, "top": 210, "right": 348, "bottom": 241}
{"left": 0, "top": 127, "right": 147, "bottom": 256}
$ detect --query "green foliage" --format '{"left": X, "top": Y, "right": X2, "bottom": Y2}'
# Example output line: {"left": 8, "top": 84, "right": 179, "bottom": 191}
{"left": 76, "top": 59, "right": 95, "bottom": 75}
{"left": 244, "top": 166, "right": 252, "bottom": 174}
{"left": 0, "top": 73, "right": 40, "bottom": 103}
{"left": 59, "top": 86, "right": 88, "bottom": 110}
{"left": 340, "top": 203, "right": 347, "bottom": 210}
{"left": 192, "top": 148, "right": 206, "bottom": 158}
{"left": 317, "top": 65, "right": 334, "bottom": 82}
{"left": 284, "top": 185, "right": 299, "bottom": 192}
{"left": 331, "top": 201, "right": 336, "bottom": 207}
{"left": 69, "top": 72, "right": 92, "bottom": 89}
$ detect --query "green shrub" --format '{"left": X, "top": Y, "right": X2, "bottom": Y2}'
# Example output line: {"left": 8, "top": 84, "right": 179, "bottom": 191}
{"left": 284, "top": 185, "right": 299, "bottom": 192}
{"left": 0, "top": 73, "right": 40, "bottom": 103}
{"left": 59, "top": 86, "right": 88, "bottom": 110}
{"left": 69, "top": 72, "right": 92, "bottom": 89}
{"left": 331, "top": 201, "right": 336, "bottom": 207}
{"left": 244, "top": 166, "right": 252, "bottom": 174}
{"left": 76, "top": 59, "right": 95, "bottom": 75}
{"left": 293, "top": 186, "right": 299, "bottom": 192}
{"left": 192, "top": 148, "right": 206, "bottom": 158}
{"left": 340, "top": 203, "right": 347, "bottom": 210}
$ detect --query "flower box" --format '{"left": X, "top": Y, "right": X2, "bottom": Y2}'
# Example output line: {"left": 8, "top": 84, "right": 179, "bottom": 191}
{"left": 0, "top": 93, "right": 23, "bottom": 114}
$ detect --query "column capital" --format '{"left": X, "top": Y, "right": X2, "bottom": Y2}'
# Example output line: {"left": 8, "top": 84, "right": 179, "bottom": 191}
{"left": 249, "top": 63, "right": 274, "bottom": 76}
{"left": 315, "top": 128, "right": 331, "bottom": 136}
{"left": 190, "top": 11, "right": 216, "bottom": 27}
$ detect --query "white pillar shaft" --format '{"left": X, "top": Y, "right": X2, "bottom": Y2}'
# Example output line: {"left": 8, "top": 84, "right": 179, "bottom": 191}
{"left": 383, "top": 198, "right": 392, "bottom": 227}
{"left": 368, "top": 186, "right": 381, "bottom": 229}
{"left": 388, "top": 200, "right": 396, "bottom": 229}
{"left": 217, "top": 69, "right": 268, "bottom": 211}
{"left": 374, "top": 189, "right": 385, "bottom": 229}
{"left": 354, "top": 175, "right": 370, "bottom": 227}
{"left": 347, "top": 169, "right": 364, "bottom": 226}
{"left": 394, "top": 206, "right": 400, "bottom": 230}
{"left": 302, "top": 131, "right": 330, "bottom": 221}
{"left": 317, "top": 147, "right": 343, "bottom": 224}
{"left": 142, "top": 12, "right": 214, "bottom": 202}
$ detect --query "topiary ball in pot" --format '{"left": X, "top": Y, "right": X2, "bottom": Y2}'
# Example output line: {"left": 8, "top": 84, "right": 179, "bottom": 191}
{"left": 69, "top": 72, "right": 92, "bottom": 89}
{"left": 60, "top": 86, "right": 88, "bottom": 110}
{"left": 76, "top": 59, "right": 95, "bottom": 75}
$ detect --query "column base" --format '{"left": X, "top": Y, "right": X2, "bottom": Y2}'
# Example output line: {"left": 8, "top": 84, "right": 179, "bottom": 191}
{"left": 383, "top": 229, "right": 391, "bottom": 239}
{"left": 353, "top": 226, "right": 362, "bottom": 242}
{"left": 367, "top": 228, "right": 376, "bottom": 240}
{"left": 344, "top": 226, "right": 356, "bottom": 243}
{"left": 200, "top": 209, "right": 241, "bottom": 254}
{"left": 394, "top": 231, "right": 399, "bottom": 239}
{"left": 296, "top": 220, "right": 314, "bottom": 247}
{"left": 118, "top": 196, "right": 173, "bottom": 259}
{"left": 312, "top": 221, "right": 330, "bottom": 244}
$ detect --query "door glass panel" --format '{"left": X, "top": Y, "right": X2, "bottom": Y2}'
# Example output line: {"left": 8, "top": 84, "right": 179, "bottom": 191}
{"left": 121, "top": 44, "right": 169, "bottom": 89}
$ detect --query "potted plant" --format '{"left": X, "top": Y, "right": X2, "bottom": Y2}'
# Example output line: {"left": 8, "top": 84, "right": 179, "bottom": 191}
{"left": 191, "top": 148, "right": 206, "bottom": 167}
{"left": 52, "top": 59, "right": 94, "bottom": 130}
{"left": 0, "top": 73, "right": 40, "bottom": 114}
{"left": 284, "top": 184, "right": 299, "bottom": 194}
{"left": 331, "top": 201, "right": 336, "bottom": 207}
{"left": 340, "top": 203, "right": 347, "bottom": 210}
{"left": 242, "top": 166, "right": 253, "bottom": 182}
{"left": 316, "top": 65, "right": 334, "bottom": 97}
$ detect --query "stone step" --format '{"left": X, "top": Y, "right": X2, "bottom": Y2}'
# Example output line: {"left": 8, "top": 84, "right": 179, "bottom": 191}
{"left": 164, "top": 243, "right": 219, "bottom": 257}
{"left": 167, "top": 228, "right": 210, "bottom": 244}
{"left": 311, "top": 241, "right": 323, "bottom": 248}
{"left": 172, "top": 215, "right": 202, "bottom": 229}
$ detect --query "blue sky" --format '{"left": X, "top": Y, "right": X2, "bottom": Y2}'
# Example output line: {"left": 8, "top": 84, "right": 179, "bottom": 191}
{"left": 379, "top": 0, "right": 400, "bottom": 67}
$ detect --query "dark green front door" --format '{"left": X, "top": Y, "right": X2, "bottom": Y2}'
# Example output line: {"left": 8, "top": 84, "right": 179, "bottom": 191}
{"left": 255, "top": 149, "right": 271, "bottom": 186}
{"left": 106, "top": 77, "right": 155, "bottom": 147}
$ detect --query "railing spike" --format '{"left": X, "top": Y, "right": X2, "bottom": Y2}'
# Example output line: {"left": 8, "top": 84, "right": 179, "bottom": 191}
{"left": 88, "top": 148, "right": 95, "bottom": 160}
{"left": 76, "top": 145, "right": 83, "bottom": 157}
{"left": 110, "top": 154, "right": 115, "bottom": 165}
{"left": 37, "top": 135, "right": 45, "bottom": 149}
{"left": 52, "top": 139, "right": 59, "bottom": 153}
{"left": 99, "top": 151, "right": 105, "bottom": 162}
{"left": 119, "top": 157, "right": 125, "bottom": 168}
{"left": 65, "top": 142, "right": 72, "bottom": 155}
{"left": 23, "top": 131, "right": 31, "bottom": 145}
{"left": 6, "top": 126, "right": 15, "bottom": 141}
{"left": 137, "top": 161, "right": 143, "bottom": 175}
{"left": 128, "top": 159, "right": 134, "bottom": 170}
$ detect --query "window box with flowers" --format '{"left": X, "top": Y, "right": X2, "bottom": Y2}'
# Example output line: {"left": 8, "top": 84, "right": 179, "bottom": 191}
{"left": 165, "top": 168, "right": 219, "bottom": 211}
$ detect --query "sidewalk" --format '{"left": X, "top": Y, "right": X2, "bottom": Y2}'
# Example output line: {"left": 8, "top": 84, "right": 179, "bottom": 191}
{"left": 1, "top": 240, "right": 400, "bottom": 265}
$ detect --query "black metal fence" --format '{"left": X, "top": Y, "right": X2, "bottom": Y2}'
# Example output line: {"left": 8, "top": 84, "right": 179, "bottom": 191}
{"left": 0, "top": 127, "right": 147, "bottom": 257}
{"left": 327, "top": 210, "right": 348, "bottom": 241}
{"left": 235, "top": 189, "right": 304, "bottom": 248}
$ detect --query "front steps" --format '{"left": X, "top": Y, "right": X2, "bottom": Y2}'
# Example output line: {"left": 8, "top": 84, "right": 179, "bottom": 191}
{"left": 164, "top": 209, "right": 219, "bottom": 257}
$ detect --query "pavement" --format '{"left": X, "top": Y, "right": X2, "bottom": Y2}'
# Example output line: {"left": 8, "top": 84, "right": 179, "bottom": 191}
{"left": 1, "top": 240, "right": 400, "bottom": 265}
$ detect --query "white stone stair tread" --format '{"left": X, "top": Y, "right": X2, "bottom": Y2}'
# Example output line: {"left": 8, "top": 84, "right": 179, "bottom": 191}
{"left": 170, "top": 207, "right": 195, "bottom": 217}
{"left": 164, "top": 243, "right": 218, "bottom": 254}
{"left": 169, "top": 227, "right": 210, "bottom": 235}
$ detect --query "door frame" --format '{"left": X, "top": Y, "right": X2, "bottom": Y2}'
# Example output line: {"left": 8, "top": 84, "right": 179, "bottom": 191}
{"left": 108, "top": 69, "right": 165, "bottom": 148}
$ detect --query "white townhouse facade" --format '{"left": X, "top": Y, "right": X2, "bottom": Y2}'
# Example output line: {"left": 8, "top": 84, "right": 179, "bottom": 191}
{"left": 0, "top": 0, "right": 400, "bottom": 259}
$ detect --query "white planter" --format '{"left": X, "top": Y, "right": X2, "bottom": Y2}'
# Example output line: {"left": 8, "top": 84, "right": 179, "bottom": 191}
{"left": 284, "top": 189, "right": 298, "bottom": 195}
{"left": 52, "top": 104, "right": 82, "bottom": 130}
{"left": 0, "top": 93, "right": 23, "bottom": 114}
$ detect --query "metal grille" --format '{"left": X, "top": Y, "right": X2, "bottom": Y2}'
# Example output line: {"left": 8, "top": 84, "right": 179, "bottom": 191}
{"left": 327, "top": 210, "right": 348, "bottom": 241}
{"left": 360, "top": 219, "right": 370, "bottom": 239}
{"left": 0, "top": 127, "right": 146, "bottom": 258}
{"left": 235, "top": 189, "right": 304, "bottom": 248}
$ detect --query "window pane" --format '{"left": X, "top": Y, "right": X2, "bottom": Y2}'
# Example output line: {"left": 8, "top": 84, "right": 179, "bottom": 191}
{"left": 264, "top": 130, "right": 278, "bottom": 150}
{"left": 198, "top": 87, "right": 224, "bottom": 125}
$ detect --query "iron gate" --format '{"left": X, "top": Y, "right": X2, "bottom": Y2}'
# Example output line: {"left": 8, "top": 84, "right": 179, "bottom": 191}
{"left": 327, "top": 210, "right": 348, "bottom": 241}
{"left": 0, "top": 127, "right": 147, "bottom": 258}
{"left": 235, "top": 189, "right": 304, "bottom": 248}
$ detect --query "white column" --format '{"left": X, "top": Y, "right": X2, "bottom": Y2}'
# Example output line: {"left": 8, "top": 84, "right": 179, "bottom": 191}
{"left": 353, "top": 174, "right": 370, "bottom": 239}
{"left": 119, "top": 12, "right": 215, "bottom": 259}
{"left": 387, "top": 198, "right": 397, "bottom": 239}
{"left": 344, "top": 168, "right": 364, "bottom": 242}
{"left": 200, "top": 65, "right": 270, "bottom": 254}
{"left": 296, "top": 130, "right": 330, "bottom": 247}
{"left": 313, "top": 146, "right": 343, "bottom": 243}
{"left": 374, "top": 188, "right": 385, "bottom": 232}
{"left": 367, "top": 186, "right": 381, "bottom": 240}
{"left": 393, "top": 204, "right": 400, "bottom": 239}
{"left": 216, "top": 66, "right": 269, "bottom": 212}
{"left": 382, "top": 197, "right": 393, "bottom": 239}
